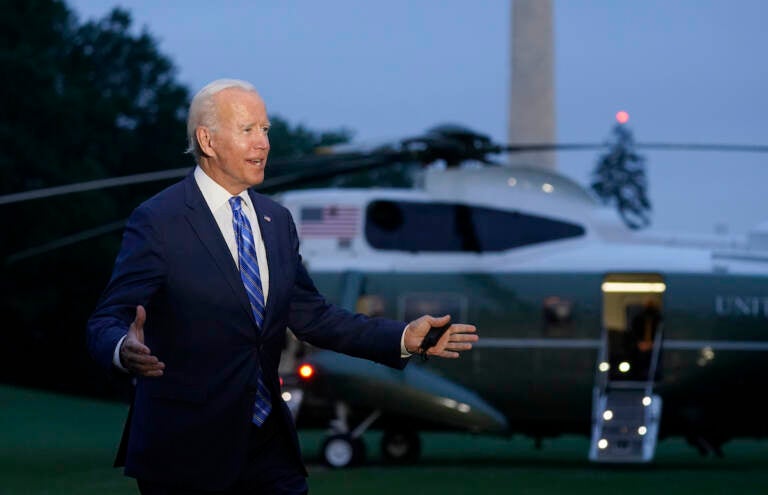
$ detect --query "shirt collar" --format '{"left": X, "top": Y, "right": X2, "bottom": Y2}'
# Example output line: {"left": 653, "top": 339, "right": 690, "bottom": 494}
{"left": 193, "top": 166, "right": 254, "bottom": 213}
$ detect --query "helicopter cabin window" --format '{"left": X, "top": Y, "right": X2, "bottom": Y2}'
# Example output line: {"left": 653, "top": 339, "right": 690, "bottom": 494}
{"left": 364, "top": 200, "right": 585, "bottom": 252}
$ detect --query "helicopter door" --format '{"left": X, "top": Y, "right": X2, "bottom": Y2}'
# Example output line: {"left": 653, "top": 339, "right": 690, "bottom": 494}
{"left": 601, "top": 274, "right": 665, "bottom": 383}
{"left": 590, "top": 274, "right": 665, "bottom": 463}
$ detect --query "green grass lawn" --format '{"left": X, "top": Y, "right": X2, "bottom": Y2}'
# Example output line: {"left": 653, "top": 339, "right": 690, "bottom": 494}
{"left": 2, "top": 385, "right": 767, "bottom": 495}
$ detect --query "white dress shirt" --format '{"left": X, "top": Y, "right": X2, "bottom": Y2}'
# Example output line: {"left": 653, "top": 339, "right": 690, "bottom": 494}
{"left": 193, "top": 166, "right": 270, "bottom": 300}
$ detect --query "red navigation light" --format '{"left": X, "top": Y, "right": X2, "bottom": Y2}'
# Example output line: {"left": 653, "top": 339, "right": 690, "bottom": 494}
{"left": 616, "top": 111, "right": 630, "bottom": 124}
{"left": 279, "top": 376, "right": 284, "bottom": 387}
{"left": 298, "top": 364, "right": 315, "bottom": 380}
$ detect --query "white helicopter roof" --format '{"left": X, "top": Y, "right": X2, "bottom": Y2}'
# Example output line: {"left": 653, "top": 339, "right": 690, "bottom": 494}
{"left": 279, "top": 165, "right": 603, "bottom": 220}
{"left": 423, "top": 165, "right": 598, "bottom": 218}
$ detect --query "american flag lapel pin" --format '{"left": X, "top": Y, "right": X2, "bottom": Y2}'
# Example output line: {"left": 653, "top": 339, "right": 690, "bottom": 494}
{"left": 264, "top": 215, "right": 272, "bottom": 222}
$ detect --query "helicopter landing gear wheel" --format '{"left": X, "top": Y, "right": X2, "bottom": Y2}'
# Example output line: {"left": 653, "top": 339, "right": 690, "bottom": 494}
{"left": 380, "top": 429, "right": 421, "bottom": 463}
{"left": 321, "top": 433, "right": 366, "bottom": 468}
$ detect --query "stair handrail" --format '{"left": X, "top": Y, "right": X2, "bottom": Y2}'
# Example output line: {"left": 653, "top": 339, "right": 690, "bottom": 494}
{"left": 592, "top": 325, "right": 611, "bottom": 425}
{"left": 644, "top": 323, "right": 664, "bottom": 397}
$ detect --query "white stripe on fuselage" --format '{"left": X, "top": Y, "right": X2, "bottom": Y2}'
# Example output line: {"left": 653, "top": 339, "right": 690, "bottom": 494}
{"left": 301, "top": 240, "right": 768, "bottom": 276}
{"left": 474, "top": 338, "right": 768, "bottom": 351}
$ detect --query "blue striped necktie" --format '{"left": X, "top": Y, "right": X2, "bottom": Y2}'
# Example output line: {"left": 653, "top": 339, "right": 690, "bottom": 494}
{"left": 230, "top": 196, "right": 272, "bottom": 426}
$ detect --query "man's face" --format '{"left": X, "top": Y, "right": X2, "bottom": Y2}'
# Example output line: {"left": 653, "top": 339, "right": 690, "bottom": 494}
{"left": 202, "top": 87, "right": 270, "bottom": 195}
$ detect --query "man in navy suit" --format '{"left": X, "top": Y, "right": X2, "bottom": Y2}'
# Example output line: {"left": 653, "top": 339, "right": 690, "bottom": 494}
{"left": 87, "top": 78, "right": 478, "bottom": 494}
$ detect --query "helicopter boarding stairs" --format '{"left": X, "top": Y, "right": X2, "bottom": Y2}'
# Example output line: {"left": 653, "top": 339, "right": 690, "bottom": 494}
{"left": 589, "top": 325, "right": 664, "bottom": 463}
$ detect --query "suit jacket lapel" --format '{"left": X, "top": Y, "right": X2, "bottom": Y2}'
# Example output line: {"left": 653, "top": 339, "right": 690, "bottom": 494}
{"left": 183, "top": 175, "right": 255, "bottom": 326}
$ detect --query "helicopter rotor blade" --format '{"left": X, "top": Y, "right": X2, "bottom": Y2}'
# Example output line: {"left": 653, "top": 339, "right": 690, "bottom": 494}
{"left": 0, "top": 167, "right": 191, "bottom": 206}
{"left": 3, "top": 150, "right": 420, "bottom": 263}
{"left": 0, "top": 150, "right": 418, "bottom": 206}
{"left": 3, "top": 125, "right": 767, "bottom": 207}
{"left": 499, "top": 143, "right": 606, "bottom": 153}
{"left": 254, "top": 150, "right": 417, "bottom": 193}
{"left": 499, "top": 142, "right": 768, "bottom": 154}
{"left": 6, "top": 220, "right": 127, "bottom": 264}
{"left": 633, "top": 143, "right": 768, "bottom": 153}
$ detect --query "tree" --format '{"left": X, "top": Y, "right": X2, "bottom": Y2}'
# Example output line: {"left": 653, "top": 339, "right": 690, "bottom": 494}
{"left": 0, "top": 0, "right": 193, "bottom": 398}
{"left": 1, "top": 2, "right": 190, "bottom": 191}
{"left": 591, "top": 123, "right": 652, "bottom": 230}
{"left": 0, "top": 0, "right": 353, "bottom": 399}
{"left": 268, "top": 116, "right": 351, "bottom": 158}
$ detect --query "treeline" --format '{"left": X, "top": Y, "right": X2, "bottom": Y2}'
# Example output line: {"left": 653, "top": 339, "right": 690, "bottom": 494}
{"left": 0, "top": 0, "right": 350, "bottom": 400}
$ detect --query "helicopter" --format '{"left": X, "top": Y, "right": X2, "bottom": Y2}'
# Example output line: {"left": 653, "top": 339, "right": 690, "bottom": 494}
{"left": 263, "top": 124, "right": 768, "bottom": 468}
{"left": 2, "top": 121, "right": 767, "bottom": 469}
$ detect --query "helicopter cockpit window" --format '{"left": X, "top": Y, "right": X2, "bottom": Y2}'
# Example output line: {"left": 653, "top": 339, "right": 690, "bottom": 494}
{"left": 365, "top": 200, "right": 585, "bottom": 252}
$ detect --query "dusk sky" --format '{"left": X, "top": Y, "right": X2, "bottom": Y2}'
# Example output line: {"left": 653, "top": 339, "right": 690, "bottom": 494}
{"left": 68, "top": 0, "right": 767, "bottom": 236}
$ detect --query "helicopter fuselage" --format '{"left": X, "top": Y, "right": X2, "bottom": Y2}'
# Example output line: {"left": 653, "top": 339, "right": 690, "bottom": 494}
{"left": 278, "top": 166, "right": 768, "bottom": 455}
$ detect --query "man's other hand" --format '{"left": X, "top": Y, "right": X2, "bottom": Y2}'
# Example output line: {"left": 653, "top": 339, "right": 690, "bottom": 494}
{"left": 404, "top": 314, "right": 478, "bottom": 359}
{"left": 120, "top": 305, "right": 165, "bottom": 377}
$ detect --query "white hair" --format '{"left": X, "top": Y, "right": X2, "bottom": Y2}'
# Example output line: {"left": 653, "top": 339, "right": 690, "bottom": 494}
{"left": 186, "top": 78, "right": 257, "bottom": 163}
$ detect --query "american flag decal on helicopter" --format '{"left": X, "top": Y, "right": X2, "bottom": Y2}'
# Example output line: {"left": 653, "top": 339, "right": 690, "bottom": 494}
{"left": 299, "top": 205, "right": 360, "bottom": 239}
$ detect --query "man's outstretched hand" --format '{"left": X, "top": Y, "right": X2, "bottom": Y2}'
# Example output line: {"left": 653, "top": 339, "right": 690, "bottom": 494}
{"left": 404, "top": 314, "right": 478, "bottom": 359}
{"left": 119, "top": 305, "right": 165, "bottom": 377}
